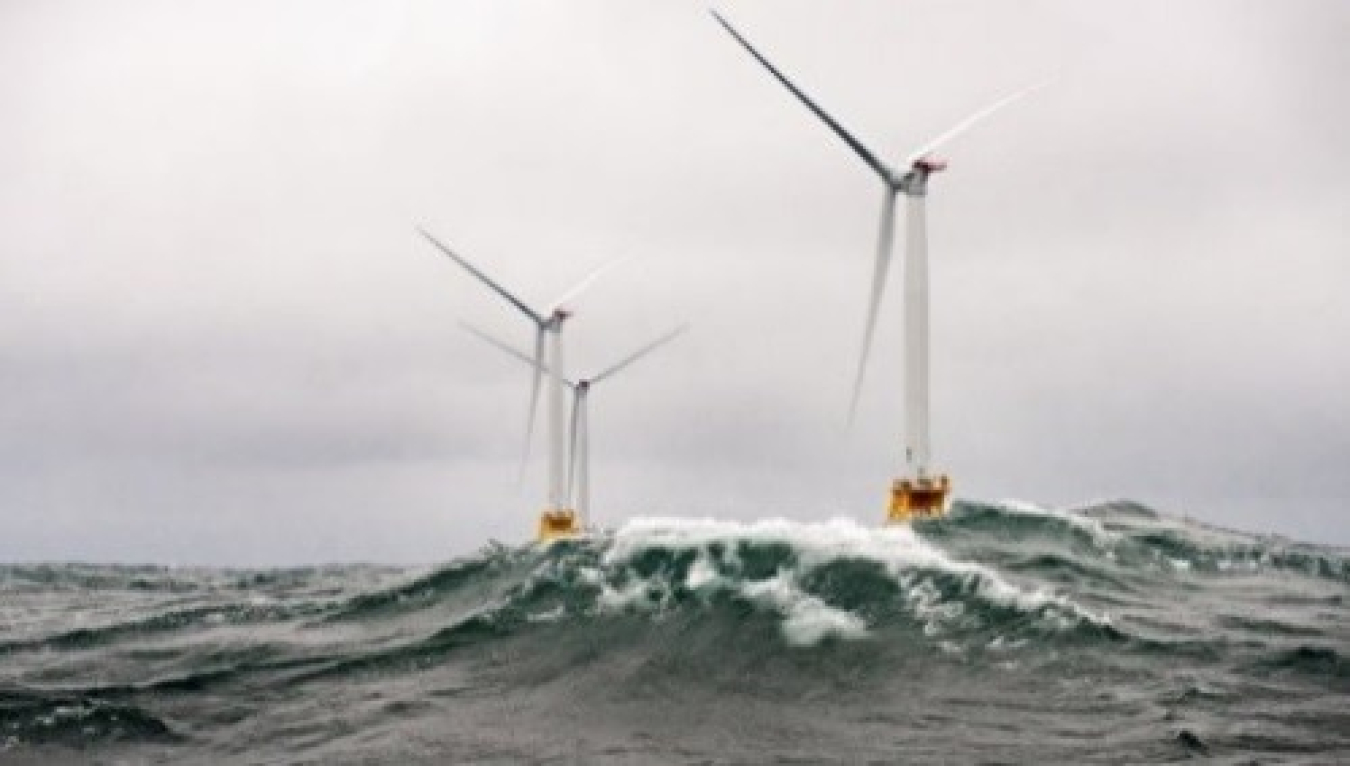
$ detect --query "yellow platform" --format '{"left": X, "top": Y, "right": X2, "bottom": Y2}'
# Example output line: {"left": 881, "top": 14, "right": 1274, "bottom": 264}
{"left": 886, "top": 475, "right": 951, "bottom": 523}
{"left": 536, "top": 509, "right": 584, "bottom": 542}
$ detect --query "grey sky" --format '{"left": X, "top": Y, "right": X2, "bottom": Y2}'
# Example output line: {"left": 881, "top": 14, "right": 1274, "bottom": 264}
{"left": 2, "top": 1, "right": 1347, "bottom": 564}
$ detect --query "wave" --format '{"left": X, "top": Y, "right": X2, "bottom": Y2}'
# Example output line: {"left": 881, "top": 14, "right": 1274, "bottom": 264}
{"left": 942, "top": 499, "right": 1120, "bottom": 549}
{"left": 300, "top": 515, "right": 1122, "bottom": 682}
{"left": 3, "top": 502, "right": 1344, "bottom": 700}
{"left": 937, "top": 500, "right": 1350, "bottom": 584}
{"left": 283, "top": 505, "right": 1349, "bottom": 686}
{"left": 1255, "top": 645, "right": 1350, "bottom": 681}
{"left": 0, "top": 688, "right": 179, "bottom": 747}
{"left": 0, "top": 602, "right": 311, "bottom": 658}
{"left": 2, "top": 501, "right": 1347, "bottom": 761}
{"left": 4, "top": 504, "right": 1342, "bottom": 677}
{"left": 592, "top": 516, "right": 1113, "bottom": 644}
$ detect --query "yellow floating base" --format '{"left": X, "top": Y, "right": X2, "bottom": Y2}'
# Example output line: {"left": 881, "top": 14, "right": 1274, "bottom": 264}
{"left": 886, "top": 475, "right": 951, "bottom": 524}
{"left": 536, "top": 509, "right": 583, "bottom": 542}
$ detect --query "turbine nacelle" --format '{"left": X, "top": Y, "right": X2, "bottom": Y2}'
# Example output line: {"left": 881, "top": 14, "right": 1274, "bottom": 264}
{"left": 893, "top": 155, "right": 948, "bottom": 196}
{"left": 895, "top": 155, "right": 949, "bottom": 196}
{"left": 913, "top": 155, "right": 948, "bottom": 174}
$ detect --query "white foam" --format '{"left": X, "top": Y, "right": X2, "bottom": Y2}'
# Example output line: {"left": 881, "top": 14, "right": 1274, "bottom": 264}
{"left": 740, "top": 572, "right": 868, "bottom": 646}
{"left": 684, "top": 556, "right": 719, "bottom": 591}
{"left": 526, "top": 605, "right": 565, "bottom": 624}
{"left": 595, "top": 575, "right": 652, "bottom": 612}
{"left": 987, "top": 635, "right": 1028, "bottom": 652}
{"left": 595, "top": 516, "right": 1108, "bottom": 644}
{"left": 606, "top": 516, "right": 945, "bottom": 573}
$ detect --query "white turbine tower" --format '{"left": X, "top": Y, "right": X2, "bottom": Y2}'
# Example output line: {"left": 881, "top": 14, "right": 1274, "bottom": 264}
{"left": 420, "top": 228, "right": 626, "bottom": 540}
{"left": 711, "top": 11, "right": 1047, "bottom": 521}
{"left": 461, "top": 323, "right": 687, "bottom": 527}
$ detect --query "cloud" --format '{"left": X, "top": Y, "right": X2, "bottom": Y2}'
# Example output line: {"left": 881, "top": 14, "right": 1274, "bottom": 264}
{"left": 1, "top": 1, "right": 1346, "bottom": 561}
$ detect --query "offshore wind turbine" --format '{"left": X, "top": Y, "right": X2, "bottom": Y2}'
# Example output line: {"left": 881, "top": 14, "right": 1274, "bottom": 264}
{"left": 711, "top": 10, "right": 1047, "bottom": 522}
{"left": 462, "top": 322, "right": 687, "bottom": 527}
{"left": 420, "top": 228, "right": 625, "bottom": 540}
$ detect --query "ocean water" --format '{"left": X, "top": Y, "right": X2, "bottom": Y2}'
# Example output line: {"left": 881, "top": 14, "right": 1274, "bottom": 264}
{"left": 2, "top": 500, "right": 1347, "bottom": 764}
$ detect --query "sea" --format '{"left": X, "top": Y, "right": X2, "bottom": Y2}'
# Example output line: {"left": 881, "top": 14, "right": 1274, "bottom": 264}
{"left": 1, "top": 501, "right": 1347, "bottom": 764}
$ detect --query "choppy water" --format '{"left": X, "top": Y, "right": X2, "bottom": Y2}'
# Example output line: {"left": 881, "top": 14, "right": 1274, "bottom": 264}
{"left": 2, "top": 501, "right": 1347, "bottom": 764}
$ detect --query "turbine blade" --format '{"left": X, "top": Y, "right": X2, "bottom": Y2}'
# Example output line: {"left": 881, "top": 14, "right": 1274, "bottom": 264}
{"left": 519, "top": 327, "right": 546, "bottom": 479}
{"left": 710, "top": 10, "right": 893, "bottom": 183}
{"left": 419, "top": 227, "right": 544, "bottom": 325}
{"left": 847, "top": 187, "right": 899, "bottom": 424}
{"left": 460, "top": 322, "right": 538, "bottom": 370}
{"left": 548, "top": 255, "right": 632, "bottom": 313}
{"left": 460, "top": 321, "right": 578, "bottom": 388}
{"left": 590, "top": 324, "right": 689, "bottom": 384}
{"left": 904, "top": 79, "right": 1053, "bottom": 165}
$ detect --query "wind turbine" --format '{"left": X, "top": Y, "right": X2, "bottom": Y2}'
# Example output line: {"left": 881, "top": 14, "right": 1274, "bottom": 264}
{"left": 711, "top": 10, "right": 1047, "bottom": 521}
{"left": 461, "top": 322, "right": 688, "bottom": 527}
{"left": 420, "top": 228, "right": 626, "bottom": 540}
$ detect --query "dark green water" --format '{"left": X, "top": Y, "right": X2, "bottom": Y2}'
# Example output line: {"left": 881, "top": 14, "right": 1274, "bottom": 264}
{"left": 2, "top": 501, "right": 1347, "bottom": 764}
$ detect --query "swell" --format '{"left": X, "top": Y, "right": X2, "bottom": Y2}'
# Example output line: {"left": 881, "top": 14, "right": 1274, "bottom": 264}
{"left": 344, "top": 508, "right": 1343, "bottom": 667}
{"left": 935, "top": 501, "right": 1115, "bottom": 551}
{"left": 4, "top": 502, "right": 1347, "bottom": 762}
{"left": 322, "top": 545, "right": 520, "bottom": 623}
{"left": 264, "top": 508, "right": 1350, "bottom": 681}
{"left": 937, "top": 500, "right": 1350, "bottom": 585}
{"left": 0, "top": 687, "right": 180, "bottom": 747}
{"left": 0, "top": 601, "right": 324, "bottom": 658}
{"left": 303, "top": 516, "right": 1134, "bottom": 682}
{"left": 0, "top": 564, "right": 206, "bottom": 593}
{"left": 220, "top": 520, "right": 1136, "bottom": 690}
{"left": 1122, "top": 528, "right": 1350, "bottom": 582}
{"left": 1253, "top": 645, "right": 1350, "bottom": 681}
{"left": 3, "top": 503, "right": 1344, "bottom": 708}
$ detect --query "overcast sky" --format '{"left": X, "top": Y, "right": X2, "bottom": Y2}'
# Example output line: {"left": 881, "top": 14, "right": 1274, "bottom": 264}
{"left": 2, "top": 1, "right": 1347, "bottom": 564}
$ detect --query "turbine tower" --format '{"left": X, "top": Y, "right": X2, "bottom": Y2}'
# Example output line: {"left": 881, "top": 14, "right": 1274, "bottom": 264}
{"left": 711, "top": 11, "right": 1046, "bottom": 522}
{"left": 420, "top": 228, "right": 625, "bottom": 540}
{"left": 462, "top": 323, "right": 687, "bottom": 526}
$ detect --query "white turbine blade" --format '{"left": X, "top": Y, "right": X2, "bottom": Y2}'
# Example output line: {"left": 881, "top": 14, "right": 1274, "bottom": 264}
{"left": 847, "top": 187, "right": 899, "bottom": 424}
{"left": 903, "top": 79, "right": 1054, "bottom": 165}
{"left": 519, "top": 327, "right": 546, "bottom": 478}
{"left": 419, "top": 227, "right": 545, "bottom": 325}
{"left": 460, "top": 321, "right": 578, "bottom": 388}
{"left": 460, "top": 322, "right": 538, "bottom": 370}
{"left": 548, "top": 256, "right": 632, "bottom": 313}
{"left": 710, "top": 10, "right": 894, "bottom": 184}
{"left": 590, "top": 325, "right": 689, "bottom": 385}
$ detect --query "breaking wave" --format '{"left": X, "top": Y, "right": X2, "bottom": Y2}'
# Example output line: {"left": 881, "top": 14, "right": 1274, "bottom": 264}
{"left": 3, "top": 500, "right": 1347, "bottom": 761}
